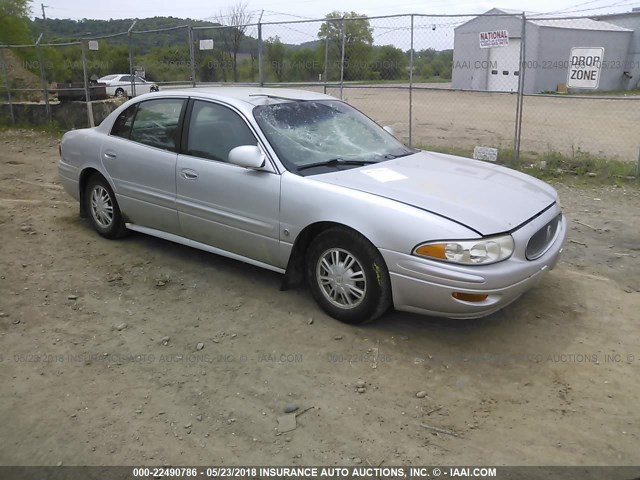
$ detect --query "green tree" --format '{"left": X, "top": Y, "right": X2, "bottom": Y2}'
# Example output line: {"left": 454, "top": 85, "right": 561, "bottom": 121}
{"left": 419, "top": 63, "right": 433, "bottom": 80}
{"left": 265, "top": 36, "right": 285, "bottom": 82}
{"left": 431, "top": 50, "right": 453, "bottom": 79}
{"left": 143, "top": 45, "right": 191, "bottom": 81}
{"left": 0, "top": 0, "right": 32, "bottom": 44}
{"left": 371, "top": 45, "right": 407, "bottom": 80}
{"left": 99, "top": 45, "right": 130, "bottom": 76}
{"left": 286, "top": 48, "right": 321, "bottom": 82}
{"left": 198, "top": 48, "right": 228, "bottom": 82}
{"left": 318, "top": 11, "right": 373, "bottom": 81}
{"left": 412, "top": 48, "right": 453, "bottom": 81}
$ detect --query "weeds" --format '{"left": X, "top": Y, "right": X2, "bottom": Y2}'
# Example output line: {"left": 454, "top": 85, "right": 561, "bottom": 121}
{"left": 0, "top": 122, "right": 65, "bottom": 137}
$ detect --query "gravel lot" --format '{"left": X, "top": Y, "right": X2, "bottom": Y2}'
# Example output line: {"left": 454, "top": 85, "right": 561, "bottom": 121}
{"left": 0, "top": 128, "right": 639, "bottom": 467}
{"left": 321, "top": 86, "right": 640, "bottom": 161}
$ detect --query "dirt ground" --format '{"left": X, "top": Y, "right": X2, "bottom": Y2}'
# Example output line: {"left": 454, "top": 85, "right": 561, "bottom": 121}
{"left": 0, "top": 128, "right": 639, "bottom": 467}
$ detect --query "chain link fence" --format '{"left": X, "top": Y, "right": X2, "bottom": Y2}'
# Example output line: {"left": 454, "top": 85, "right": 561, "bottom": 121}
{"left": 1, "top": 12, "right": 639, "bottom": 171}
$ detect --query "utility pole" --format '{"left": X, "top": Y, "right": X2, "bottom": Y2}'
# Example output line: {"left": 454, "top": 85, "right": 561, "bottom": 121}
{"left": 40, "top": 3, "right": 49, "bottom": 41}
{"left": 258, "top": 9, "right": 264, "bottom": 87}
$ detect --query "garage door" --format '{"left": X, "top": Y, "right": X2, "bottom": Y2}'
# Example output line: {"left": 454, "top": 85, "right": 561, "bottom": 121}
{"left": 487, "top": 38, "right": 520, "bottom": 92}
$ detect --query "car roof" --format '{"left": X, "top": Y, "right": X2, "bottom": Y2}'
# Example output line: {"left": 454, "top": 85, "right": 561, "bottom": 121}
{"left": 98, "top": 87, "right": 340, "bottom": 134}
{"left": 153, "top": 86, "right": 336, "bottom": 108}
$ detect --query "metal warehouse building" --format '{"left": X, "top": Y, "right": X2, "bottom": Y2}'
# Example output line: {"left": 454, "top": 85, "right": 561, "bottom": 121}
{"left": 452, "top": 8, "right": 638, "bottom": 93}
{"left": 592, "top": 10, "right": 640, "bottom": 90}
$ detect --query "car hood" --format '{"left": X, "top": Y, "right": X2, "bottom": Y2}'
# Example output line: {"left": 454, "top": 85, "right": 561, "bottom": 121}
{"left": 312, "top": 151, "right": 558, "bottom": 236}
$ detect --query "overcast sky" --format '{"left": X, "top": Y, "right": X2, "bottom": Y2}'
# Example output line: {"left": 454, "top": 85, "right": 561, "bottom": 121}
{"left": 40, "top": 0, "right": 639, "bottom": 23}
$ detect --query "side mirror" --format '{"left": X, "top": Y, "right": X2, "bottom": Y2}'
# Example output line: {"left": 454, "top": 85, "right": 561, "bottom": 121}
{"left": 228, "top": 145, "right": 265, "bottom": 169}
{"left": 383, "top": 125, "right": 395, "bottom": 136}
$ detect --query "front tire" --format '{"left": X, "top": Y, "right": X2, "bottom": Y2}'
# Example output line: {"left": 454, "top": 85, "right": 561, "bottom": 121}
{"left": 84, "top": 175, "right": 128, "bottom": 239}
{"left": 306, "top": 228, "right": 392, "bottom": 324}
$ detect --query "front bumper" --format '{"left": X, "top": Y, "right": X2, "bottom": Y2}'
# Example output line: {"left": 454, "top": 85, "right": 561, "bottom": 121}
{"left": 381, "top": 207, "right": 567, "bottom": 319}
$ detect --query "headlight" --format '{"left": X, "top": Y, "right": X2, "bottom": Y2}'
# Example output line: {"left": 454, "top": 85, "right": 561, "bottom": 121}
{"left": 413, "top": 235, "right": 514, "bottom": 266}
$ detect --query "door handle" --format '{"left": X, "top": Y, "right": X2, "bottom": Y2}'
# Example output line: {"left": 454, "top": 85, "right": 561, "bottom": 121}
{"left": 104, "top": 151, "right": 117, "bottom": 159}
{"left": 180, "top": 169, "right": 199, "bottom": 180}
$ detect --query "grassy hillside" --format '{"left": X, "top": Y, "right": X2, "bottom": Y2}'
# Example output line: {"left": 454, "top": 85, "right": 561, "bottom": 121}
{"left": 28, "top": 17, "right": 259, "bottom": 55}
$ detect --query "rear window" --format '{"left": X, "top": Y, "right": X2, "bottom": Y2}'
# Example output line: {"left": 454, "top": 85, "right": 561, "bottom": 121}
{"left": 110, "top": 105, "right": 137, "bottom": 139}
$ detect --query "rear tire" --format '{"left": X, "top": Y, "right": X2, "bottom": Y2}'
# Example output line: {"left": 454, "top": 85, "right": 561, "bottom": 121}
{"left": 84, "top": 175, "right": 128, "bottom": 239}
{"left": 306, "top": 228, "right": 392, "bottom": 324}
{"left": 115, "top": 88, "right": 125, "bottom": 98}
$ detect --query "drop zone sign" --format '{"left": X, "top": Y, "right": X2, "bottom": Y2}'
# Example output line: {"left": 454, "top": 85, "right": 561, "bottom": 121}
{"left": 479, "top": 30, "right": 509, "bottom": 48}
{"left": 567, "top": 47, "right": 604, "bottom": 88}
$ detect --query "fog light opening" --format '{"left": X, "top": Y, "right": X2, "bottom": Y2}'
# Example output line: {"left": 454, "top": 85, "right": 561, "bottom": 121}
{"left": 452, "top": 292, "right": 488, "bottom": 303}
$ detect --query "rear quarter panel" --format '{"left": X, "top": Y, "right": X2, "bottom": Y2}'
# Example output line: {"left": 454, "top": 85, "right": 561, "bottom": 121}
{"left": 59, "top": 128, "right": 108, "bottom": 199}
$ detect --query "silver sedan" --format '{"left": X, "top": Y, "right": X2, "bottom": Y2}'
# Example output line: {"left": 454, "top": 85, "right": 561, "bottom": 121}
{"left": 58, "top": 87, "right": 566, "bottom": 324}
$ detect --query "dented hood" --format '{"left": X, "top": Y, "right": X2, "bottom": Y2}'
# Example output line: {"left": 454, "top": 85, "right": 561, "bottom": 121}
{"left": 312, "top": 150, "right": 558, "bottom": 235}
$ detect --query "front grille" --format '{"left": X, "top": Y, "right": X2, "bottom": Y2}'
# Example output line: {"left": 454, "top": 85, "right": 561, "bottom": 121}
{"left": 526, "top": 213, "right": 561, "bottom": 260}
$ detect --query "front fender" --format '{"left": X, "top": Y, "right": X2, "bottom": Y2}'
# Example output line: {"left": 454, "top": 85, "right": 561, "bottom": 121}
{"left": 278, "top": 171, "right": 477, "bottom": 267}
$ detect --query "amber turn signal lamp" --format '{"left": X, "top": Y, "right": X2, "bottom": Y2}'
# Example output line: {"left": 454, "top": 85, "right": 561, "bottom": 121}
{"left": 452, "top": 292, "right": 488, "bottom": 302}
{"left": 415, "top": 244, "right": 447, "bottom": 259}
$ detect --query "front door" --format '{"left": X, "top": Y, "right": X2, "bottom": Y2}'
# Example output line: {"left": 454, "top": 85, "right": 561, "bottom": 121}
{"left": 176, "top": 99, "right": 282, "bottom": 267}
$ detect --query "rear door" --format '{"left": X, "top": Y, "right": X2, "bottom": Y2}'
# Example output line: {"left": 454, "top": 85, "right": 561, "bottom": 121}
{"left": 102, "top": 97, "right": 187, "bottom": 234}
{"left": 115, "top": 75, "right": 133, "bottom": 96}
{"left": 176, "top": 99, "right": 282, "bottom": 267}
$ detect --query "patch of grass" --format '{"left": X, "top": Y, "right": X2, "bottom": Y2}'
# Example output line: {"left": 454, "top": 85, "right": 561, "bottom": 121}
{"left": 414, "top": 76, "right": 451, "bottom": 84}
{"left": 521, "top": 150, "right": 638, "bottom": 184}
{"left": 344, "top": 76, "right": 450, "bottom": 86}
{"left": 537, "top": 88, "right": 640, "bottom": 97}
{"left": 0, "top": 121, "right": 65, "bottom": 137}
{"left": 417, "top": 144, "right": 638, "bottom": 185}
{"left": 344, "top": 80, "right": 408, "bottom": 86}
{"left": 568, "top": 88, "right": 640, "bottom": 97}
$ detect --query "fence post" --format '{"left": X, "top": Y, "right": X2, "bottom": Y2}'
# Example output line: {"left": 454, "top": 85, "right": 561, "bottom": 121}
{"left": 323, "top": 36, "right": 329, "bottom": 95}
{"left": 339, "top": 17, "right": 346, "bottom": 100}
{"left": 35, "top": 34, "right": 51, "bottom": 122}
{"left": 80, "top": 41, "right": 94, "bottom": 127}
{"left": 258, "top": 22, "right": 264, "bottom": 87}
{"left": 188, "top": 26, "right": 196, "bottom": 88}
{"left": 0, "top": 48, "right": 15, "bottom": 125}
{"left": 512, "top": 13, "right": 527, "bottom": 164}
{"left": 128, "top": 20, "right": 137, "bottom": 98}
{"left": 409, "top": 14, "right": 414, "bottom": 148}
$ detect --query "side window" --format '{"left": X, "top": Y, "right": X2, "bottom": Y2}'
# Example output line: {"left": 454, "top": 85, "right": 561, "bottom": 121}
{"left": 186, "top": 100, "right": 257, "bottom": 162}
{"left": 110, "top": 104, "right": 137, "bottom": 139}
{"left": 129, "top": 98, "right": 185, "bottom": 152}
{"left": 119, "top": 75, "right": 132, "bottom": 83}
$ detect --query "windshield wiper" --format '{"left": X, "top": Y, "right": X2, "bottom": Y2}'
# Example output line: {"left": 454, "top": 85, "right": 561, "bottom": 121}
{"left": 296, "top": 158, "right": 379, "bottom": 172}
{"left": 381, "top": 151, "right": 416, "bottom": 160}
